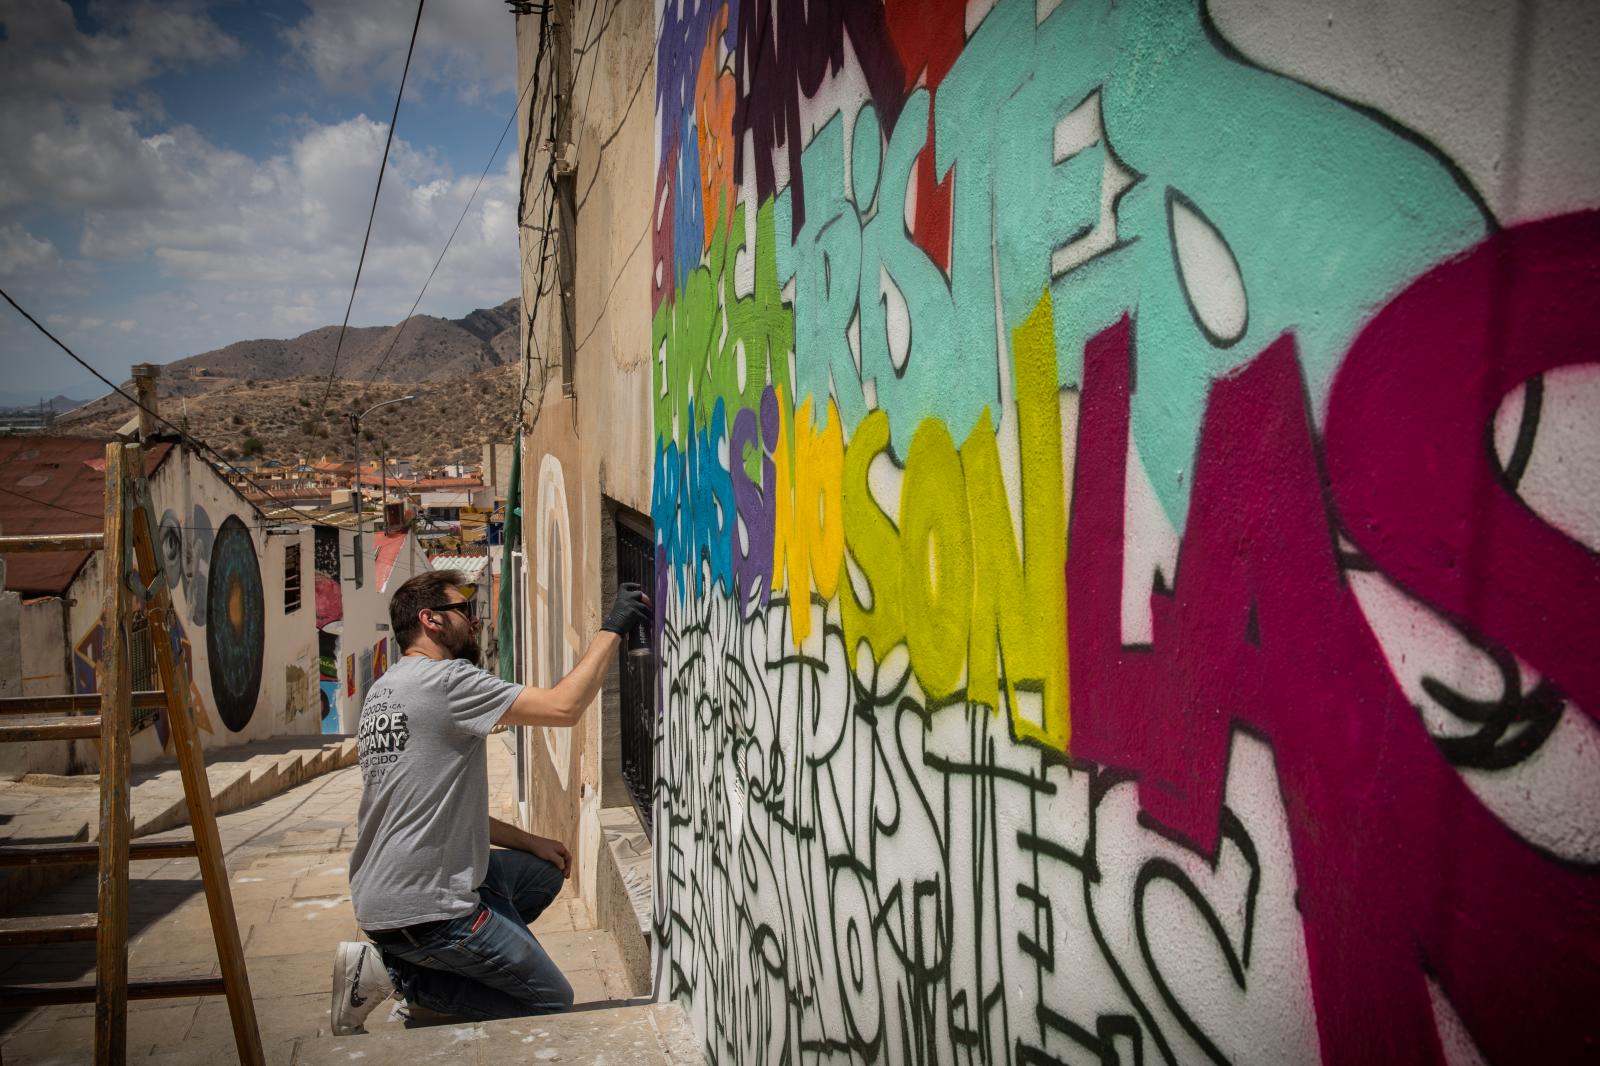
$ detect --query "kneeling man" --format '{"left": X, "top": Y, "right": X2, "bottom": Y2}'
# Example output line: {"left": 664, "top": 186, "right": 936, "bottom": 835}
{"left": 330, "top": 569, "right": 649, "bottom": 1032}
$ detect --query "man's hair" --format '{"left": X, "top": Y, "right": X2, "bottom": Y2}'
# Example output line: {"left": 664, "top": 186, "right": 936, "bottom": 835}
{"left": 390, "top": 569, "right": 470, "bottom": 650}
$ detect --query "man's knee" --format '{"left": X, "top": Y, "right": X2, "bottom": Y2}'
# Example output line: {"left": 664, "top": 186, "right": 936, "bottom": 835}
{"left": 543, "top": 971, "right": 574, "bottom": 1013}
{"left": 530, "top": 855, "right": 566, "bottom": 893}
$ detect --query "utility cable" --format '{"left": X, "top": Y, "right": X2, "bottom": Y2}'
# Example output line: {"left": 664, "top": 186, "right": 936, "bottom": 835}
{"left": 0, "top": 286, "right": 306, "bottom": 518}
{"left": 517, "top": 0, "right": 672, "bottom": 425}
{"left": 362, "top": 38, "right": 547, "bottom": 387}
{"left": 516, "top": 58, "right": 563, "bottom": 424}
{"left": 0, "top": 481, "right": 271, "bottom": 533}
{"left": 568, "top": 0, "right": 608, "bottom": 161}
{"left": 316, "top": 0, "right": 427, "bottom": 418}
{"left": 0, "top": 482, "right": 103, "bottom": 522}
{"left": 513, "top": 5, "right": 557, "bottom": 423}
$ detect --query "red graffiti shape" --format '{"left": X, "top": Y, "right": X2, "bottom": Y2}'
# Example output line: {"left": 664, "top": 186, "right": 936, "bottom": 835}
{"left": 1067, "top": 214, "right": 1598, "bottom": 1066}
{"left": 884, "top": 0, "right": 961, "bottom": 271}
{"left": 652, "top": 139, "right": 679, "bottom": 313}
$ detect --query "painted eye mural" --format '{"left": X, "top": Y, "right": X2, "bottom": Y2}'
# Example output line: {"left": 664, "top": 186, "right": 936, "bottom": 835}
{"left": 158, "top": 509, "right": 184, "bottom": 590}
{"left": 205, "top": 515, "right": 264, "bottom": 732}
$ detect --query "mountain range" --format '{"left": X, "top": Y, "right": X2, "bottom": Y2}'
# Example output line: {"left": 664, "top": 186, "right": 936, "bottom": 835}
{"left": 156, "top": 297, "right": 520, "bottom": 393}
{"left": 52, "top": 299, "right": 524, "bottom": 467}
{"left": 0, "top": 392, "right": 93, "bottom": 412}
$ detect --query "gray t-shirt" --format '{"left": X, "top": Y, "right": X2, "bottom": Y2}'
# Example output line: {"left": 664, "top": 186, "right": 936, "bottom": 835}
{"left": 348, "top": 654, "right": 522, "bottom": 930}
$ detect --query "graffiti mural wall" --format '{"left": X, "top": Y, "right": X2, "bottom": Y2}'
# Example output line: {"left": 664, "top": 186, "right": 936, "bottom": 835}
{"left": 648, "top": 1, "right": 1600, "bottom": 1063}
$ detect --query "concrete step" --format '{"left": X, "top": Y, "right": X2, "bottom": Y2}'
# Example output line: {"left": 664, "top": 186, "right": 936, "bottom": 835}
{"left": 0, "top": 736, "right": 358, "bottom": 913}
{"left": 290, "top": 1001, "right": 700, "bottom": 1066}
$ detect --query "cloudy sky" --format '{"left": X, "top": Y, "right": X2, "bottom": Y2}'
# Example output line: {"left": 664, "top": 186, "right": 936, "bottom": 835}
{"left": 0, "top": 0, "right": 522, "bottom": 403}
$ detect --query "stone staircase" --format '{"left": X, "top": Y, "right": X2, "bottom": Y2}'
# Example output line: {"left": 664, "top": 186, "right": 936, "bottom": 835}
{"left": 0, "top": 735, "right": 358, "bottom": 913}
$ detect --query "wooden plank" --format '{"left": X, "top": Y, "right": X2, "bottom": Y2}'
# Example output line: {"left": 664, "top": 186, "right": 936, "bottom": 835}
{"left": 95, "top": 441, "right": 132, "bottom": 1066}
{"left": 0, "top": 839, "right": 197, "bottom": 868}
{"left": 0, "top": 718, "right": 102, "bottom": 742}
{"left": 129, "top": 475, "right": 265, "bottom": 1066}
{"left": 0, "top": 691, "right": 167, "bottom": 717}
{"left": 0, "top": 533, "right": 104, "bottom": 553}
{"left": 0, "top": 977, "right": 226, "bottom": 1008}
{"left": 0, "top": 913, "right": 97, "bottom": 946}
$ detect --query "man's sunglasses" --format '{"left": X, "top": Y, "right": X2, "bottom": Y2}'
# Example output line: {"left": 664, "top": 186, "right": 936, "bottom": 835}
{"left": 431, "top": 597, "right": 477, "bottom": 621}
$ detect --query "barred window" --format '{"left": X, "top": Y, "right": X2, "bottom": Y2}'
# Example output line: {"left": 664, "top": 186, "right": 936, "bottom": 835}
{"left": 284, "top": 542, "right": 303, "bottom": 613}
{"left": 128, "top": 612, "right": 159, "bottom": 733}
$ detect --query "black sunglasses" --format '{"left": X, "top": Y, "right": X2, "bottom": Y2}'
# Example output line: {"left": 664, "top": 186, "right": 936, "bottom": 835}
{"left": 431, "top": 600, "right": 477, "bottom": 621}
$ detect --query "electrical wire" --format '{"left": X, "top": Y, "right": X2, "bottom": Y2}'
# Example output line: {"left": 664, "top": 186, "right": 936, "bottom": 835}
{"left": 512, "top": 4, "right": 558, "bottom": 425}
{"left": 568, "top": 0, "right": 609, "bottom": 161}
{"left": 0, "top": 286, "right": 308, "bottom": 518}
{"left": 516, "top": 0, "right": 670, "bottom": 429}
{"left": 0, "top": 482, "right": 102, "bottom": 522}
{"left": 0, "top": 479, "right": 280, "bottom": 536}
{"left": 362, "top": 38, "right": 548, "bottom": 388}
{"left": 315, "top": 0, "right": 427, "bottom": 418}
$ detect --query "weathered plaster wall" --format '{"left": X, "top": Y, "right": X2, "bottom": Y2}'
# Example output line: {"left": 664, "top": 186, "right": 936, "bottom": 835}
{"left": 514, "top": 0, "right": 658, "bottom": 914}
{"left": 0, "top": 551, "right": 32, "bottom": 777}
{"left": 520, "top": 405, "right": 595, "bottom": 902}
{"left": 649, "top": 1, "right": 1600, "bottom": 1063}
{"left": 19, "top": 597, "right": 66, "bottom": 697}
{"left": 53, "top": 448, "right": 323, "bottom": 769}
{"left": 6, "top": 598, "right": 72, "bottom": 778}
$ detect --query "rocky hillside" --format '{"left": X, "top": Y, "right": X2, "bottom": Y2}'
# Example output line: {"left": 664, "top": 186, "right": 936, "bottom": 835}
{"left": 56, "top": 364, "right": 523, "bottom": 469}
{"left": 153, "top": 298, "right": 520, "bottom": 394}
{"left": 51, "top": 299, "right": 525, "bottom": 467}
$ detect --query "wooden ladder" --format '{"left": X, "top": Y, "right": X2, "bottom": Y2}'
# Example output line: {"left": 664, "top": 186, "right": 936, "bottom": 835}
{"left": 0, "top": 442, "right": 263, "bottom": 1065}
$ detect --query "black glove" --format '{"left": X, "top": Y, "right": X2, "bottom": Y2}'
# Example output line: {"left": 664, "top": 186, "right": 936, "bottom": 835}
{"left": 602, "top": 581, "right": 652, "bottom": 634}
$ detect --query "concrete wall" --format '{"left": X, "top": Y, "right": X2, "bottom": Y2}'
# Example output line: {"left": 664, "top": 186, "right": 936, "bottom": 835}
{"left": 0, "top": 597, "right": 74, "bottom": 778}
{"left": 19, "top": 597, "right": 67, "bottom": 697}
{"left": 0, "top": 551, "right": 28, "bottom": 776}
{"left": 513, "top": 0, "right": 657, "bottom": 916}
{"left": 648, "top": 1, "right": 1600, "bottom": 1063}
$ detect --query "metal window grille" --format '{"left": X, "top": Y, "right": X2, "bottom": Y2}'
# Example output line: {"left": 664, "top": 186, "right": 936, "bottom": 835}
{"left": 284, "top": 542, "right": 302, "bottom": 613}
{"left": 128, "top": 612, "right": 159, "bottom": 733}
{"left": 615, "top": 518, "right": 656, "bottom": 834}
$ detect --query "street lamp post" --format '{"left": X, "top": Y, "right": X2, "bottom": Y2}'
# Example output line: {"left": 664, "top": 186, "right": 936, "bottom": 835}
{"left": 350, "top": 395, "right": 414, "bottom": 586}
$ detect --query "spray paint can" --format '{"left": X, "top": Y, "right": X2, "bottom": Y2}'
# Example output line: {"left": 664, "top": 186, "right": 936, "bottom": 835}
{"left": 627, "top": 618, "right": 652, "bottom": 660}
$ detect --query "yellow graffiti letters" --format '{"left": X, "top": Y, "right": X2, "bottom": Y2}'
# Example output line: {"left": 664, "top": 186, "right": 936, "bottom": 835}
{"left": 962, "top": 294, "right": 1067, "bottom": 748}
{"left": 771, "top": 396, "right": 845, "bottom": 641}
{"left": 840, "top": 410, "right": 904, "bottom": 667}
{"left": 835, "top": 292, "right": 1068, "bottom": 746}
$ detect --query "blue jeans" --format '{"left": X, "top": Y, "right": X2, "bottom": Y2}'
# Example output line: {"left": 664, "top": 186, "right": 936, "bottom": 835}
{"left": 368, "top": 848, "right": 574, "bottom": 1020}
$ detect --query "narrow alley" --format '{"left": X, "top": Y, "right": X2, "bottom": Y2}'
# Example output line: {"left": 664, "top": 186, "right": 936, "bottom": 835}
{"left": 0, "top": 733, "right": 695, "bottom": 1064}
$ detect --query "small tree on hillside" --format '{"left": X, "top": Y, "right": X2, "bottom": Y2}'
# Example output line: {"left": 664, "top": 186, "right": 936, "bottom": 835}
{"left": 242, "top": 436, "right": 264, "bottom": 456}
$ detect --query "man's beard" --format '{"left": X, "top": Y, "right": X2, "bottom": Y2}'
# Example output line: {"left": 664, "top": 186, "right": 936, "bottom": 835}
{"left": 445, "top": 628, "right": 481, "bottom": 666}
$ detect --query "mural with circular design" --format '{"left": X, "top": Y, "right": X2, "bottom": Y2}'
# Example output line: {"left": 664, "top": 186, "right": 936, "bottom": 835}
{"left": 206, "top": 515, "right": 264, "bottom": 732}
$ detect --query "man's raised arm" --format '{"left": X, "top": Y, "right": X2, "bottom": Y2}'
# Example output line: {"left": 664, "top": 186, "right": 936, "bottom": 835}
{"left": 496, "top": 582, "right": 651, "bottom": 729}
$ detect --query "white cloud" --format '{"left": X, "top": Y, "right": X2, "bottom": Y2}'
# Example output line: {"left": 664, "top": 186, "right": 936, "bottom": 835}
{"left": 66, "top": 112, "right": 521, "bottom": 362}
{"left": 77, "top": 112, "right": 518, "bottom": 289}
{"left": 282, "top": 0, "right": 519, "bottom": 101}
{"left": 0, "top": 0, "right": 244, "bottom": 211}
{"left": 0, "top": 0, "right": 520, "bottom": 393}
{"left": 0, "top": 223, "right": 62, "bottom": 275}
{"left": 0, "top": 0, "right": 241, "bottom": 103}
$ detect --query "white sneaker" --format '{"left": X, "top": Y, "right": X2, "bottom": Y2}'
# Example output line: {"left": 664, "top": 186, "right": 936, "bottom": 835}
{"left": 330, "top": 941, "right": 394, "bottom": 1035}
